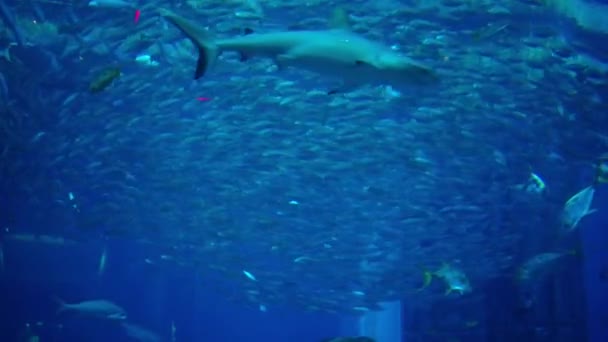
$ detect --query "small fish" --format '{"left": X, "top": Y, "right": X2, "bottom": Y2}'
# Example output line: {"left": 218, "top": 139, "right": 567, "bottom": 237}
{"left": 420, "top": 263, "right": 472, "bottom": 295}
{"left": 235, "top": 0, "right": 264, "bottom": 18}
{"left": 0, "top": 43, "right": 16, "bottom": 62}
{"left": 6, "top": 234, "right": 75, "bottom": 246}
{"left": 465, "top": 320, "right": 479, "bottom": 328}
{"left": 561, "top": 185, "right": 596, "bottom": 233}
{"left": 98, "top": 246, "right": 107, "bottom": 276}
{"left": 54, "top": 297, "right": 127, "bottom": 320}
{"left": 243, "top": 270, "right": 256, "bottom": 281}
{"left": 472, "top": 23, "right": 509, "bottom": 41}
{"left": 88, "top": 0, "right": 135, "bottom": 9}
{"left": 517, "top": 250, "right": 576, "bottom": 283}
{"left": 594, "top": 153, "right": 608, "bottom": 184}
{"left": 526, "top": 172, "right": 546, "bottom": 194}
{"left": 31, "top": 132, "right": 46, "bottom": 143}
{"left": 89, "top": 67, "right": 121, "bottom": 93}
{"left": 293, "top": 256, "right": 314, "bottom": 263}
{"left": 135, "top": 54, "right": 159, "bottom": 67}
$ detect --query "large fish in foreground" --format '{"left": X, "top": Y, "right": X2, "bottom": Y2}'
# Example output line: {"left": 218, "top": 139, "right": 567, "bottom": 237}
{"left": 560, "top": 185, "right": 596, "bottom": 234}
{"left": 160, "top": 9, "right": 439, "bottom": 93}
{"left": 54, "top": 297, "right": 127, "bottom": 320}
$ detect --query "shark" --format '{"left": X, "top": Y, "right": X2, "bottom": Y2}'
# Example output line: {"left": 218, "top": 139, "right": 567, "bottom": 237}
{"left": 160, "top": 9, "right": 439, "bottom": 93}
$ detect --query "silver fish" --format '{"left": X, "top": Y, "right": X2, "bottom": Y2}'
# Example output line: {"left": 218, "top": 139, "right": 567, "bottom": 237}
{"left": 121, "top": 322, "right": 161, "bottom": 342}
{"left": 561, "top": 185, "right": 596, "bottom": 233}
{"left": 55, "top": 298, "right": 127, "bottom": 320}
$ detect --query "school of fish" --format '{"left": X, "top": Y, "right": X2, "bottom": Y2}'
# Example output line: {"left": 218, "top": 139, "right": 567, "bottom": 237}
{"left": 0, "top": 0, "right": 606, "bottom": 318}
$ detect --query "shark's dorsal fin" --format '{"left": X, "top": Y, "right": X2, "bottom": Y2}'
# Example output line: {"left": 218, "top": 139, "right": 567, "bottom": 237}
{"left": 329, "top": 8, "right": 351, "bottom": 30}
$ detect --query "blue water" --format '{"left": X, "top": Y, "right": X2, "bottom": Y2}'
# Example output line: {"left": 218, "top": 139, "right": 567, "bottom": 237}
{"left": 0, "top": 238, "right": 347, "bottom": 341}
{"left": 1, "top": 0, "right": 608, "bottom": 341}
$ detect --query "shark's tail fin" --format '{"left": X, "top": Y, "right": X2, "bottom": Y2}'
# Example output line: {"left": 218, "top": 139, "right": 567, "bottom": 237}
{"left": 159, "top": 9, "right": 219, "bottom": 80}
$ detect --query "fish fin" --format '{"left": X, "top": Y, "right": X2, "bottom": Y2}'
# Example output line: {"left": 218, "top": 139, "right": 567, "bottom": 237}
{"left": 52, "top": 296, "right": 67, "bottom": 314}
{"left": 417, "top": 271, "right": 433, "bottom": 292}
{"left": 329, "top": 7, "right": 351, "bottom": 30}
{"left": 585, "top": 208, "right": 598, "bottom": 217}
{"left": 0, "top": 43, "right": 16, "bottom": 63}
{"left": 160, "top": 9, "right": 219, "bottom": 79}
{"left": 237, "top": 29, "right": 254, "bottom": 61}
{"left": 0, "top": 48, "right": 11, "bottom": 63}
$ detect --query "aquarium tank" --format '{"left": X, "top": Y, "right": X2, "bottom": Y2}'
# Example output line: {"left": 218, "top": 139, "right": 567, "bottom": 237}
{"left": 0, "top": 0, "right": 607, "bottom": 341}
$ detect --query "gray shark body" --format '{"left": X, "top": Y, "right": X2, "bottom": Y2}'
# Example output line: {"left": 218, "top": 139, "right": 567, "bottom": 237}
{"left": 161, "top": 9, "right": 438, "bottom": 92}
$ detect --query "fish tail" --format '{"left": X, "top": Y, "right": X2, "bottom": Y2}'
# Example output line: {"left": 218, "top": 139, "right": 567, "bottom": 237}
{"left": 417, "top": 271, "right": 433, "bottom": 292}
{"left": 52, "top": 296, "right": 67, "bottom": 314}
{"left": 159, "top": 9, "right": 219, "bottom": 79}
{"left": 0, "top": 46, "right": 11, "bottom": 63}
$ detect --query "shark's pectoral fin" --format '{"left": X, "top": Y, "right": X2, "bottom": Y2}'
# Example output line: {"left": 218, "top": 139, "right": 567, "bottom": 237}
{"left": 195, "top": 48, "right": 209, "bottom": 79}
{"left": 237, "top": 28, "right": 255, "bottom": 62}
